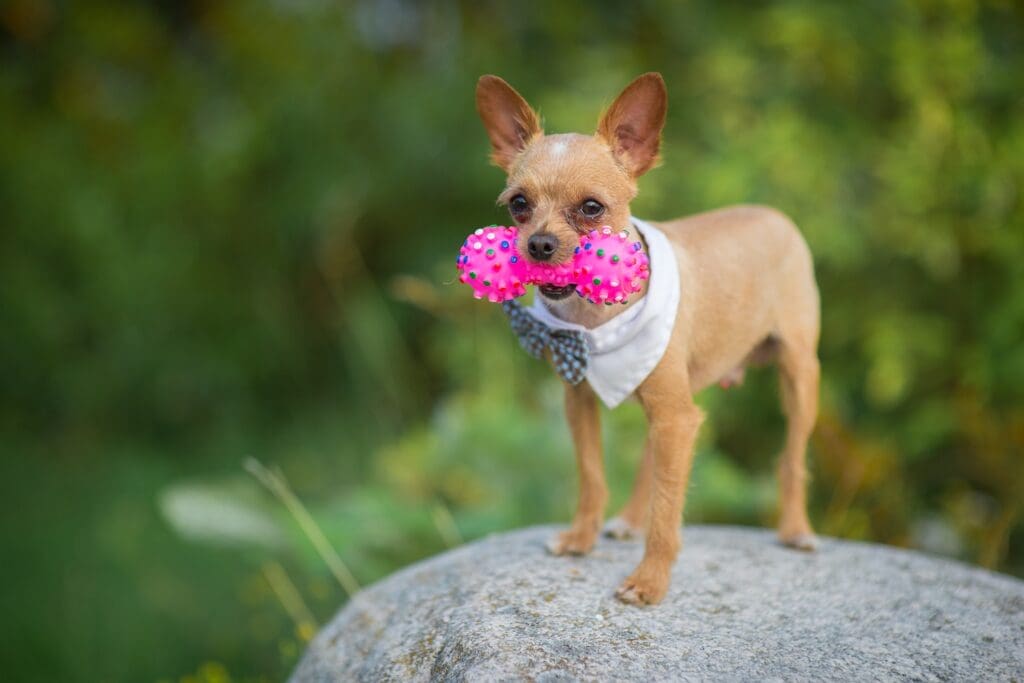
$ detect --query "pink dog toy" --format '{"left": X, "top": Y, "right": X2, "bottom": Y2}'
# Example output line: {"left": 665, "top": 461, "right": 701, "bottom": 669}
{"left": 456, "top": 226, "right": 649, "bottom": 304}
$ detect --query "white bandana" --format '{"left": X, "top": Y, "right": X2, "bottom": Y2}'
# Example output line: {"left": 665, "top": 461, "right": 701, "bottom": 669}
{"left": 525, "top": 218, "right": 680, "bottom": 408}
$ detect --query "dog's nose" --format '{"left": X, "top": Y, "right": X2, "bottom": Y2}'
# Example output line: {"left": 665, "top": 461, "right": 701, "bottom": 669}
{"left": 527, "top": 233, "right": 559, "bottom": 261}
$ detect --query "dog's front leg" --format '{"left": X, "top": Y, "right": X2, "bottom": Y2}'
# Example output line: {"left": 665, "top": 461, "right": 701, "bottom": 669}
{"left": 546, "top": 380, "right": 607, "bottom": 556}
{"left": 616, "top": 365, "right": 704, "bottom": 605}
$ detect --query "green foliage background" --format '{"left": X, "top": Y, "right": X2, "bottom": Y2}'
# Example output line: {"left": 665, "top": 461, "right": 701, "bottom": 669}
{"left": 2, "top": 0, "right": 1022, "bottom": 681}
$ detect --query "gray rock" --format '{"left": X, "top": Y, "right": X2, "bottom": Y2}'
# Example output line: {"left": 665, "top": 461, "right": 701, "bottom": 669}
{"left": 292, "top": 525, "right": 1024, "bottom": 682}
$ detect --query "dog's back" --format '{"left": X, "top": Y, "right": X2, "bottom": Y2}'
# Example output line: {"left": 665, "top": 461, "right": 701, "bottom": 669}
{"left": 655, "top": 204, "right": 819, "bottom": 392}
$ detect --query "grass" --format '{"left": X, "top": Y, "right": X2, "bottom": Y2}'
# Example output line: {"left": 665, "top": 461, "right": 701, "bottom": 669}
{"left": 0, "top": 412, "right": 377, "bottom": 682}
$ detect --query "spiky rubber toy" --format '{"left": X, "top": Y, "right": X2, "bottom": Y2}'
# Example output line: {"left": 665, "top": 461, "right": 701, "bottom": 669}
{"left": 456, "top": 226, "right": 649, "bottom": 304}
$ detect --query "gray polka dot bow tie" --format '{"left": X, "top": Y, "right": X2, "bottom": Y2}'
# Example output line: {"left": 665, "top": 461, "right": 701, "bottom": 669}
{"left": 502, "top": 300, "right": 590, "bottom": 385}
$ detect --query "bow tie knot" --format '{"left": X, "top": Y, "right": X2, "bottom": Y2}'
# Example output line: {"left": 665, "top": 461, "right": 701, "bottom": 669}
{"left": 503, "top": 300, "right": 590, "bottom": 385}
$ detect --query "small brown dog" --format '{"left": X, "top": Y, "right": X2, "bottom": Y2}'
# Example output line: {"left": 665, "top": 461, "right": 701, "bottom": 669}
{"left": 475, "top": 73, "right": 820, "bottom": 605}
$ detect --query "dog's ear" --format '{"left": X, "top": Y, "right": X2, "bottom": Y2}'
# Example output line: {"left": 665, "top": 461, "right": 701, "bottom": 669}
{"left": 476, "top": 75, "right": 543, "bottom": 171}
{"left": 596, "top": 73, "right": 668, "bottom": 177}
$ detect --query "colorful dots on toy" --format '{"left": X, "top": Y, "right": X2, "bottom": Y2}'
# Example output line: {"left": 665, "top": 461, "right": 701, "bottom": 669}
{"left": 457, "top": 226, "right": 529, "bottom": 302}
{"left": 456, "top": 225, "right": 650, "bottom": 305}
{"left": 573, "top": 228, "right": 650, "bottom": 305}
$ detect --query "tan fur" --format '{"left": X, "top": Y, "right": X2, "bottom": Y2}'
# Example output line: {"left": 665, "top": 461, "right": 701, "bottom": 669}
{"left": 475, "top": 74, "right": 821, "bottom": 605}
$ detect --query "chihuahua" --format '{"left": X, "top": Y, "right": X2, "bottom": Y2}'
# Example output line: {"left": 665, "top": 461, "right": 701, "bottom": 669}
{"left": 475, "top": 73, "right": 820, "bottom": 605}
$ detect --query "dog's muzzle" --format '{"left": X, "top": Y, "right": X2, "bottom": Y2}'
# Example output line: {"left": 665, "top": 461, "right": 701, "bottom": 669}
{"left": 538, "top": 283, "right": 577, "bottom": 300}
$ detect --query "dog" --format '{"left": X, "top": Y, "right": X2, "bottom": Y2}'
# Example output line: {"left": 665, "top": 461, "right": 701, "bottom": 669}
{"left": 475, "top": 72, "right": 820, "bottom": 605}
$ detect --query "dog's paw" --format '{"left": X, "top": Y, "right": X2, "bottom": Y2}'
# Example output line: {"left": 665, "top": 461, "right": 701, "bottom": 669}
{"left": 615, "top": 572, "right": 668, "bottom": 606}
{"left": 602, "top": 516, "right": 643, "bottom": 540}
{"left": 779, "top": 532, "right": 819, "bottom": 552}
{"left": 545, "top": 528, "right": 597, "bottom": 556}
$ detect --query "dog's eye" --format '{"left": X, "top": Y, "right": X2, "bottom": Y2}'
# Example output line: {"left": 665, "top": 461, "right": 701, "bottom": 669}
{"left": 509, "top": 194, "right": 531, "bottom": 221}
{"left": 580, "top": 199, "right": 604, "bottom": 218}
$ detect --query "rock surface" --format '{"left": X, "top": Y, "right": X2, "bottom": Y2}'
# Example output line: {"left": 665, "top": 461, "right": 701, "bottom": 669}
{"left": 292, "top": 525, "right": 1024, "bottom": 681}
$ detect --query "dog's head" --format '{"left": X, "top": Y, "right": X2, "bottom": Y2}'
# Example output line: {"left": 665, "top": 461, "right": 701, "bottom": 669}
{"left": 475, "top": 73, "right": 667, "bottom": 300}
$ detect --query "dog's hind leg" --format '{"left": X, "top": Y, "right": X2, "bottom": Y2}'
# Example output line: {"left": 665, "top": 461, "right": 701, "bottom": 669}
{"left": 604, "top": 437, "right": 653, "bottom": 540}
{"left": 775, "top": 335, "right": 820, "bottom": 551}
{"left": 547, "top": 380, "right": 608, "bottom": 556}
